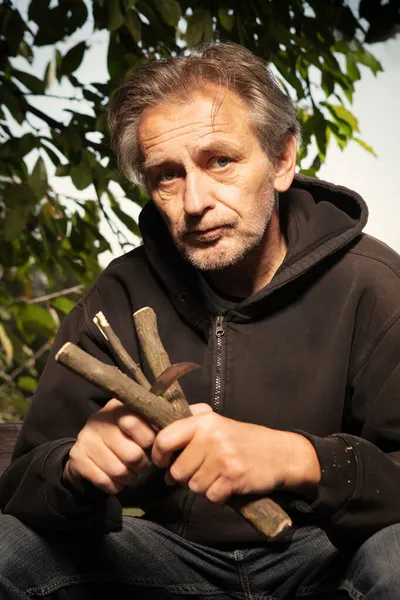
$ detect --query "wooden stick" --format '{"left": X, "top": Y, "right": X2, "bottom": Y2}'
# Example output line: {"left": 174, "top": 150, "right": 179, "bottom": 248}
{"left": 133, "top": 307, "right": 191, "bottom": 419}
{"left": 133, "top": 306, "right": 292, "bottom": 541}
{"left": 56, "top": 343, "right": 176, "bottom": 430}
{"left": 93, "top": 311, "right": 151, "bottom": 390}
{"left": 229, "top": 495, "right": 292, "bottom": 540}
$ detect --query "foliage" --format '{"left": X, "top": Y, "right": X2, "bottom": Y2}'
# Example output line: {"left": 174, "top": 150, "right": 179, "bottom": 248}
{"left": 0, "top": 0, "right": 385, "bottom": 420}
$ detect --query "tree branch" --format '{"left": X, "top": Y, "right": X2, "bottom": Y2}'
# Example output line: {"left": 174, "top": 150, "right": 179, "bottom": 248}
{"left": 56, "top": 337, "right": 293, "bottom": 541}
{"left": 15, "top": 284, "right": 84, "bottom": 305}
{"left": 133, "top": 306, "right": 191, "bottom": 418}
{"left": 93, "top": 311, "right": 150, "bottom": 389}
{"left": 7, "top": 339, "right": 53, "bottom": 382}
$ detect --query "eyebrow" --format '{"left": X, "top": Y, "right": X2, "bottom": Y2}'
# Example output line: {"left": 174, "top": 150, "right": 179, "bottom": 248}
{"left": 142, "top": 139, "right": 243, "bottom": 172}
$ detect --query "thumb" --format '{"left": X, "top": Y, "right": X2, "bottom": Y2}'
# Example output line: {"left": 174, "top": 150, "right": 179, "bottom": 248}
{"left": 189, "top": 403, "right": 213, "bottom": 416}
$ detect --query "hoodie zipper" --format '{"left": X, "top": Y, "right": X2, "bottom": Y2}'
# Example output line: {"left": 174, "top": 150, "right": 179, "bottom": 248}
{"left": 180, "top": 315, "right": 226, "bottom": 537}
{"left": 213, "top": 315, "right": 225, "bottom": 413}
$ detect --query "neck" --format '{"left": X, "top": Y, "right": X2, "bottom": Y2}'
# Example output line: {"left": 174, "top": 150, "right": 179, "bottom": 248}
{"left": 206, "top": 209, "right": 287, "bottom": 298}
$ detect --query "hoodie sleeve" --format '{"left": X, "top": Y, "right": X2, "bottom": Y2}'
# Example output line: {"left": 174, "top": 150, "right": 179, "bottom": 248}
{"left": 292, "top": 310, "right": 400, "bottom": 549}
{"left": 0, "top": 281, "right": 137, "bottom": 532}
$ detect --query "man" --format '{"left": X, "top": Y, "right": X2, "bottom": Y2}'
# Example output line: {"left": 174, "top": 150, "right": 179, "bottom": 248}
{"left": 0, "top": 42, "right": 399, "bottom": 599}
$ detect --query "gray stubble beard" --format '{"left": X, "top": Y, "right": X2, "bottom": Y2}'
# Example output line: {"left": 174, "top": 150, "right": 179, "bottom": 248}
{"left": 171, "top": 180, "right": 276, "bottom": 272}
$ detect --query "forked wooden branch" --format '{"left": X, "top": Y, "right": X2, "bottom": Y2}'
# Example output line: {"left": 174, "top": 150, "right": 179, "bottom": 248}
{"left": 56, "top": 343, "right": 176, "bottom": 430}
{"left": 93, "top": 311, "right": 150, "bottom": 390}
{"left": 133, "top": 307, "right": 292, "bottom": 541}
{"left": 134, "top": 307, "right": 191, "bottom": 419}
{"left": 56, "top": 307, "right": 292, "bottom": 541}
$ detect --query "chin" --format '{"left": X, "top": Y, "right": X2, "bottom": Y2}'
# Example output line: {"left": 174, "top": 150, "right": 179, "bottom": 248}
{"left": 181, "top": 243, "right": 247, "bottom": 271}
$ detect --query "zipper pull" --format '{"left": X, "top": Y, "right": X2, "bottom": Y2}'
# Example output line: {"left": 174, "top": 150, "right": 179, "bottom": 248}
{"left": 215, "top": 315, "right": 225, "bottom": 337}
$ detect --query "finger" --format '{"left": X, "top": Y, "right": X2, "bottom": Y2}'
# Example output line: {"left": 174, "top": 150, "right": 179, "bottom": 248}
{"left": 205, "top": 477, "right": 233, "bottom": 505}
{"left": 100, "top": 432, "right": 152, "bottom": 475}
{"left": 114, "top": 407, "right": 155, "bottom": 449}
{"left": 152, "top": 417, "right": 198, "bottom": 468}
{"left": 189, "top": 403, "right": 213, "bottom": 416}
{"left": 68, "top": 450, "right": 126, "bottom": 496}
{"left": 81, "top": 458, "right": 127, "bottom": 495}
{"left": 76, "top": 434, "right": 142, "bottom": 483}
{"left": 168, "top": 443, "right": 205, "bottom": 484}
{"left": 187, "top": 460, "right": 221, "bottom": 495}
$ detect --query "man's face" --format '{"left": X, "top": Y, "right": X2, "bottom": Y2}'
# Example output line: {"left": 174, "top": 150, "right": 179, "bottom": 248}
{"left": 138, "top": 86, "right": 277, "bottom": 271}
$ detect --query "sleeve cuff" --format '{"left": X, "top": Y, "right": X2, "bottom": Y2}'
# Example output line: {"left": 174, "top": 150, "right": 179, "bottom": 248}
{"left": 290, "top": 433, "right": 357, "bottom": 520}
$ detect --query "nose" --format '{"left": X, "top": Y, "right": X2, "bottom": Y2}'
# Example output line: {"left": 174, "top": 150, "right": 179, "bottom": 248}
{"left": 183, "top": 170, "right": 215, "bottom": 216}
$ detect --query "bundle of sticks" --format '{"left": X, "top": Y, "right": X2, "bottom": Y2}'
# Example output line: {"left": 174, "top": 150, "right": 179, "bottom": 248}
{"left": 56, "top": 306, "right": 292, "bottom": 541}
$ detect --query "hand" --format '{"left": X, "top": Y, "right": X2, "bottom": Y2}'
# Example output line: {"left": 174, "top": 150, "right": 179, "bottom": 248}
{"left": 152, "top": 409, "right": 321, "bottom": 504}
{"left": 63, "top": 398, "right": 156, "bottom": 495}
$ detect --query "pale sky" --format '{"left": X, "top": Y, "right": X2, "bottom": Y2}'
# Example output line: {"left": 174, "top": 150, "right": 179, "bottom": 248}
{"left": 319, "top": 38, "right": 400, "bottom": 253}
{"left": 10, "top": 1, "right": 400, "bottom": 263}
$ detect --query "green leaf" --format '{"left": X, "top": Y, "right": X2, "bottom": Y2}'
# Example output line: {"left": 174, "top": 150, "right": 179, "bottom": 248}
{"left": 0, "top": 85, "right": 25, "bottom": 124}
{"left": 55, "top": 164, "right": 71, "bottom": 177}
{"left": 352, "top": 48, "right": 383, "bottom": 76}
{"left": 314, "top": 119, "right": 328, "bottom": 160}
{"left": 185, "top": 8, "right": 206, "bottom": 48}
{"left": 4, "top": 7, "right": 26, "bottom": 56}
{"left": 14, "top": 304, "right": 57, "bottom": 336}
{"left": 30, "top": 156, "right": 48, "bottom": 199}
{"left": 107, "top": 34, "right": 128, "bottom": 81}
{"left": 1, "top": 184, "right": 37, "bottom": 241}
{"left": 18, "top": 133, "right": 38, "bottom": 157}
{"left": 50, "top": 297, "right": 76, "bottom": 315}
{"left": 112, "top": 205, "right": 141, "bottom": 237}
{"left": 67, "top": 0, "right": 88, "bottom": 33}
{"left": 107, "top": 191, "right": 140, "bottom": 237}
{"left": 107, "top": 0, "right": 124, "bottom": 31}
{"left": 0, "top": 324, "right": 13, "bottom": 366}
{"left": 346, "top": 55, "right": 361, "bottom": 82}
{"left": 353, "top": 137, "right": 377, "bottom": 157}
{"left": 125, "top": 10, "right": 142, "bottom": 42}
{"left": 60, "top": 42, "right": 87, "bottom": 76}
{"left": 329, "top": 104, "right": 359, "bottom": 133}
{"left": 12, "top": 69, "right": 46, "bottom": 94}
{"left": 153, "top": 0, "right": 182, "bottom": 27}
{"left": 17, "top": 376, "right": 37, "bottom": 393}
{"left": 28, "top": 0, "right": 51, "bottom": 23}
{"left": 70, "top": 165, "right": 92, "bottom": 190}
{"left": 218, "top": 7, "right": 235, "bottom": 31}
{"left": 41, "top": 140, "right": 61, "bottom": 166}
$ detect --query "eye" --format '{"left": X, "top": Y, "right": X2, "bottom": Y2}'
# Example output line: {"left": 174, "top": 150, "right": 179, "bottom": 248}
{"left": 215, "top": 156, "right": 231, "bottom": 168}
{"left": 160, "top": 170, "right": 178, "bottom": 182}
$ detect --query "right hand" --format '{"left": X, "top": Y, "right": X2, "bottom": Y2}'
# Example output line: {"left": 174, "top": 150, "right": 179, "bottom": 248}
{"left": 63, "top": 398, "right": 156, "bottom": 495}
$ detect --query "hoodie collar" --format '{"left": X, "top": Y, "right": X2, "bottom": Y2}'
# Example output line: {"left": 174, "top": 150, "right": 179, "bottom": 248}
{"left": 139, "top": 174, "right": 368, "bottom": 326}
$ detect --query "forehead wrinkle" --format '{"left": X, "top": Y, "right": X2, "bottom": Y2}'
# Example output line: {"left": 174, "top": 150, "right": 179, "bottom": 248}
{"left": 143, "top": 128, "right": 237, "bottom": 171}
{"left": 141, "top": 117, "right": 218, "bottom": 148}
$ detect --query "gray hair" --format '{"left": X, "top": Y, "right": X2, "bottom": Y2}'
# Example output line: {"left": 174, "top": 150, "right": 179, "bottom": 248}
{"left": 108, "top": 42, "right": 301, "bottom": 188}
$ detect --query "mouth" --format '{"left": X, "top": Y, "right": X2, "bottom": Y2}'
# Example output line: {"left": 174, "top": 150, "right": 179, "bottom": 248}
{"left": 185, "top": 226, "right": 227, "bottom": 243}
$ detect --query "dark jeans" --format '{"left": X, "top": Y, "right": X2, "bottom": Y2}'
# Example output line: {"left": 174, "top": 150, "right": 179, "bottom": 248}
{"left": 0, "top": 515, "right": 399, "bottom": 599}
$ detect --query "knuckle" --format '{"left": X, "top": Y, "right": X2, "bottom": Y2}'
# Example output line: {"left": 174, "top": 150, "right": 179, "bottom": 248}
{"left": 226, "top": 459, "right": 244, "bottom": 480}
{"left": 154, "top": 434, "right": 170, "bottom": 455}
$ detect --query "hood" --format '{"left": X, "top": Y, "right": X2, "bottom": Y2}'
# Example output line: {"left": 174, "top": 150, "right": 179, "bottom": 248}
{"left": 139, "top": 174, "right": 368, "bottom": 326}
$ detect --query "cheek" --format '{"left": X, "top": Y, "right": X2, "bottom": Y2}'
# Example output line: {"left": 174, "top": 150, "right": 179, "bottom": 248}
{"left": 153, "top": 194, "right": 183, "bottom": 229}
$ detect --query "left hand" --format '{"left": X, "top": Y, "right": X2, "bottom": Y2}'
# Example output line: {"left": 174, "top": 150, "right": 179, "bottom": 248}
{"left": 151, "top": 405, "right": 321, "bottom": 504}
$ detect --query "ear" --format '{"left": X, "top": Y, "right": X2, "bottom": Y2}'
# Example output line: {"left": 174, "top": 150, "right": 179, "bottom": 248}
{"left": 273, "top": 135, "right": 297, "bottom": 193}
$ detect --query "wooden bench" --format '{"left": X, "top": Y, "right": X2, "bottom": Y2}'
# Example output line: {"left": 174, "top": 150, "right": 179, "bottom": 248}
{"left": 0, "top": 424, "right": 21, "bottom": 478}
